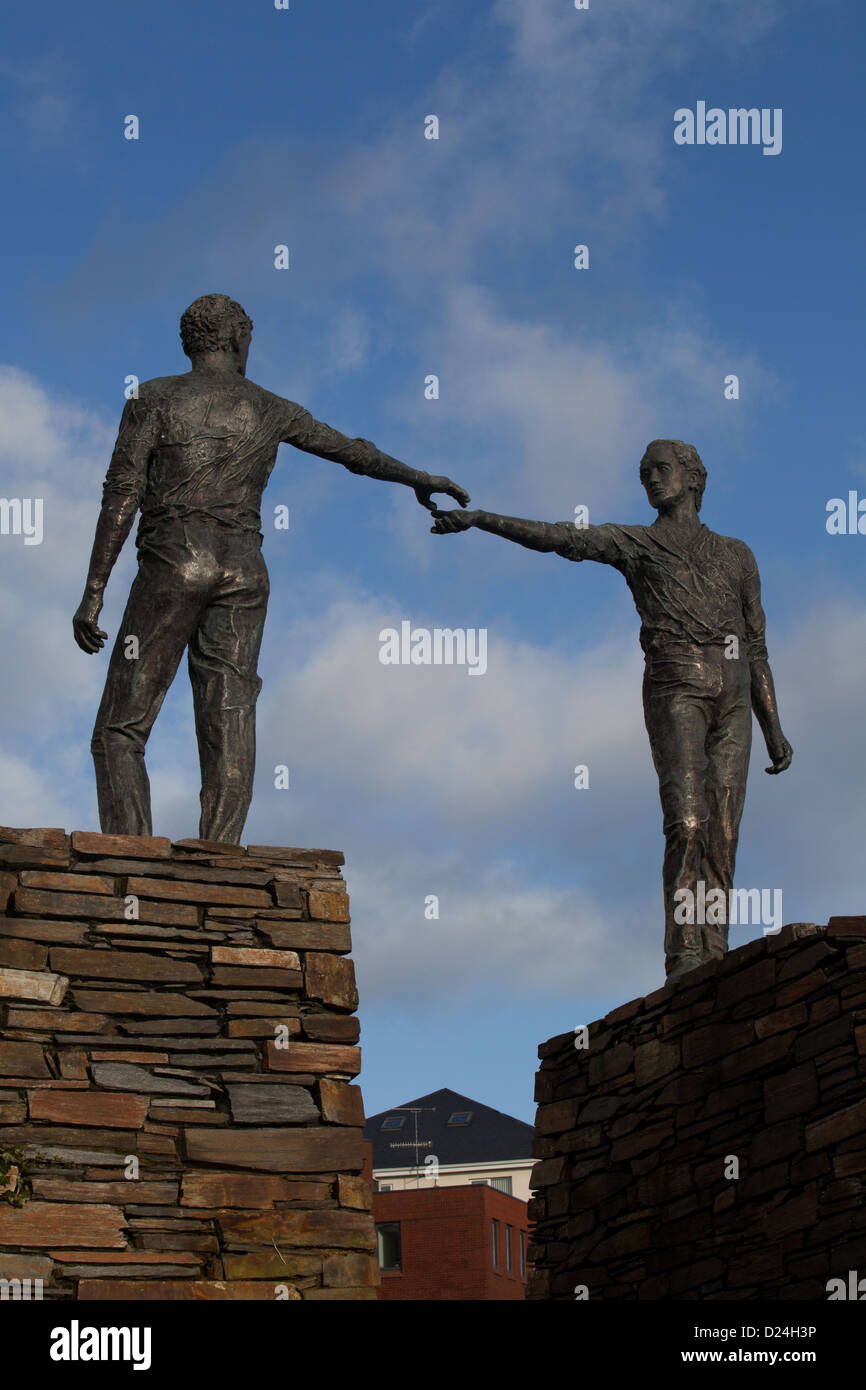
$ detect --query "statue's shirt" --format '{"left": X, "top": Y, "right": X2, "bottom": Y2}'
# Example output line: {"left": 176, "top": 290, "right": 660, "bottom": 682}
{"left": 555, "top": 521, "right": 768, "bottom": 663}
{"left": 102, "top": 370, "right": 382, "bottom": 556}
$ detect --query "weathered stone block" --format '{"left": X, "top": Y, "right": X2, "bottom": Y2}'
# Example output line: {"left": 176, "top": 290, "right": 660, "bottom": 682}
{"left": 126, "top": 876, "right": 272, "bottom": 908}
{"left": 806, "top": 1099, "right": 866, "bottom": 1152}
{"left": 211, "top": 946, "right": 300, "bottom": 969}
{"left": 308, "top": 890, "right": 350, "bottom": 922}
{"left": 0, "top": 939, "right": 49, "bottom": 971}
{"left": 305, "top": 954, "right": 357, "bottom": 1010}
{"left": 50, "top": 947, "right": 202, "bottom": 983}
{"left": 265, "top": 1041, "right": 360, "bottom": 1075}
{"left": 319, "top": 1079, "right": 365, "bottom": 1126}
{"left": 183, "top": 1125, "right": 363, "bottom": 1171}
{"left": 259, "top": 922, "right": 351, "bottom": 952}
{"left": 90, "top": 1063, "right": 208, "bottom": 1096}
{"left": 0, "top": 1040, "right": 50, "bottom": 1077}
{"left": 180, "top": 1172, "right": 328, "bottom": 1208}
{"left": 219, "top": 1207, "right": 372, "bottom": 1248}
{"left": 71, "top": 832, "right": 171, "bottom": 858}
{"left": 72, "top": 990, "right": 216, "bottom": 1016}
{"left": 211, "top": 967, "right": 303, "bottom": 989}
{"left": 0, "top": 966, "right": 68, "bottom": 1005}
{"left": 29, "top": 1091, "right": 148, "bottom": 1129}
{"left": 226, "top": 1084, "right": 318, "bottom": 1125}
{"left": 0, "top": 1202, "right": 126, "bottom": 1247}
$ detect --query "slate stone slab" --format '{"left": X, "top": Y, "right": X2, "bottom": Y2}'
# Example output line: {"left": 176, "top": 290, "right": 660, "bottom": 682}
{"left": 183, "top": 1125, "right": 362, "bottom": 1172}
{"left": 91, "top": 1063, "right": 209, "bottom": 1097}
{"left": 226, "top": 1084, "right": 318, "bottom": 1125}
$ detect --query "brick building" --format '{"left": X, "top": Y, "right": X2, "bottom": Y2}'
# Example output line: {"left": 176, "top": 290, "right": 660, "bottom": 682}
{"left": 366, "top": 1088, "right": 533, "bottom": 1299}
{"left": 373, "top": 1183, "right": 529, "bottom": 1300}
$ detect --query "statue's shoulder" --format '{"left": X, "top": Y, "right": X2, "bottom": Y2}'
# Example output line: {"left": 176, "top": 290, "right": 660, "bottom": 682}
{"left": 706, "top": 528, "right": 758, "bottom": 567}
{"left": 238, "top": 377, "right": 299, "bottom": 417}
{"left": 603, "top": 522, "right": 652, "bottom": 546}
{"left": 588, "top": 521, "right": 647, "bottom": 539}
{"left": 134, "top": 373, "right": 188, "bottom": 403}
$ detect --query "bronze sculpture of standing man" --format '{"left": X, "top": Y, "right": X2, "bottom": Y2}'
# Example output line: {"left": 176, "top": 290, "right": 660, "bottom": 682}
{"left": 432, "top": 440, "right": 792, "bottom": 979}
{"left": 74, "top": 294, "right": 469, "bottom": 844}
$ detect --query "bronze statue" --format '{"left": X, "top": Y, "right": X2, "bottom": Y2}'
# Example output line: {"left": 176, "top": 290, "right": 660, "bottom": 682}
{"left": 73, "top": 294, "right": 469, "bottom": 844}
{"left": 431, "top": 440, "right": 792, "bottom": 979}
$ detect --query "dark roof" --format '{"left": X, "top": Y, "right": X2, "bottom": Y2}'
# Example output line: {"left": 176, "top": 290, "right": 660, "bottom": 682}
{"left": 365, "top": 1087, "right": 534, "bottom": 1169}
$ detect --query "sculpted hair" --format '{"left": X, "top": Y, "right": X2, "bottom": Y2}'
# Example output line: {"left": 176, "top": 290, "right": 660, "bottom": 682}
{"left": 180, "top": 295, "right": 253, "bottom": 359}
{"left": 644, "top": 439, "right": 707, "bottom": 512}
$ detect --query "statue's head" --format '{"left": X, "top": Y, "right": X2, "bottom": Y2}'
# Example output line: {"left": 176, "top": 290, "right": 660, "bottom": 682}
{"left": 640, "top": 439, "right": 706, "bottom": 513}
{"left": 180, "top": 295, "right": 253, "bottom": 372}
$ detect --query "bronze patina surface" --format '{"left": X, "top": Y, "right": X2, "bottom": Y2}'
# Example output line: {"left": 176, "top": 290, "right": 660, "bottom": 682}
{"left": 74, "top": 294, "right": 469, "bottom": 843}
{"left": 432, "top": 440, "right": 791, "bottom": 978}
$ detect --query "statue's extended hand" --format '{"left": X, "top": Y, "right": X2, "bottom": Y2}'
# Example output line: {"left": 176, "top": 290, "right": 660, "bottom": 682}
{"left": 765, "top": 734, "right": 792, "bottom": 775}
{"left": 73, "top": 592, "right": 108, "bottom": 654}
{"left": 414, "top": 476, "right": 471, "bottom": 512}
{"left": 430, "top": 509, "right": 475, "bottom": 535}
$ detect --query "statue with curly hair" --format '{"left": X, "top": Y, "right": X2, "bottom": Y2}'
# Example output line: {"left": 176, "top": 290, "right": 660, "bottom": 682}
{"left": 73, "top": 294, "right": 470, "bottom": 844}
{"left": 431, "top": 439, "right": 792, "bottom": 979}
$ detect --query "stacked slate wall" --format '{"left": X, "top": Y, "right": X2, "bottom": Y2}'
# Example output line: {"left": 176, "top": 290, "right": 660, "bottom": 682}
{"left": 528, "top": 919, "right": 866, "bottom": 1300}
{"left": 0, "top": 826, "right": 377, "bottom": 1301}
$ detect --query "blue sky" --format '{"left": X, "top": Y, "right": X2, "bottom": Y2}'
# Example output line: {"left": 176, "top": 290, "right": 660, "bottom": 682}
{"left": 1, "top": 0, "right": 864, "bottom": 1124}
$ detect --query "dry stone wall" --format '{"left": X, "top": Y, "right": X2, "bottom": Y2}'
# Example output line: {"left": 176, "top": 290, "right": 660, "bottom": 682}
{"left": 0, "top": 826, "right": 377, "bottom": 1301}
{"left": 528, "top": 919, "right": 866, "bottom": 1300}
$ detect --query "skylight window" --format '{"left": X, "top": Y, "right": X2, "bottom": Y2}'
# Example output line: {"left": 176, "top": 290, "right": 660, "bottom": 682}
{"left": 380, "top": 1116, "right": 405, "bottom": 1131}
{"left": 447, "top": 1111, "right": 473, "bottom": 1126}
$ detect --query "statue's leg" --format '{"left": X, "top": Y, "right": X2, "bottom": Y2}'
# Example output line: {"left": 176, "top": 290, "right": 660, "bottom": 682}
{"left": 703, "top": 660, "right": 752, "bottom": 957}
{"left": 187, "top": 540, "right": 269, "bottom": 844}
{"left": 643, "top": 663, "right": 712, "bottom": 978}
{"left": 91, "top": 558, "right": 204, "bottom": 834}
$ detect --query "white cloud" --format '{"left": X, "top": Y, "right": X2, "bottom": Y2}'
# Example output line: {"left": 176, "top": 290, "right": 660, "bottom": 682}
{"left": 0, "top": 747, "right": 81, "bottom": 829}
{"left": 248, "top": 584, "right": 866, "bottom": 1004}
{"left": 0, "top": 367, "right": 112, "bottom": 483}
{"left": 348, "top": 854, "right": 662, "bottom": 1007}
{"left": 257, "top": 592, "right": 648, "bottom": 824}
{"left": 0, "top": 369, "right": 130, "bottom": 738}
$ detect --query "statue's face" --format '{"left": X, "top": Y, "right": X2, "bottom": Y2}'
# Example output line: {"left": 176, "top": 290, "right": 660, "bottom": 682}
{"left": 639, "top": 445, "right": 693, "bottom": 511}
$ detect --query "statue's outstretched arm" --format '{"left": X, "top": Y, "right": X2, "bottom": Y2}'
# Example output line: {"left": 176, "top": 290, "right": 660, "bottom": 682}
{"left": 280, "top": 404, "right": 469, "bottom": 511}
{"left": 431, "top": 508, "right": 573, "bottom": 553}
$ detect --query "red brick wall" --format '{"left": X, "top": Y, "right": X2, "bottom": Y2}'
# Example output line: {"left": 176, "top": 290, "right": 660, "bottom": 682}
{"left": 373, "top": 1184, "right": 529, "bottom": 1300}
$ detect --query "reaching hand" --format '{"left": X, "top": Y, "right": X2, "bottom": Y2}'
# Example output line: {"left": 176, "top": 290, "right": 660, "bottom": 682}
{"left": 765, "top": 735, "right": 792, "bottom": 775}
{"left": 73, "top": 592, "right": 108, "bottom": 654}
{"left": 414, "top": 476, "right": 471, "bottom": 512}
{"left": 430, "top": 509, "right": 475, "bottom": 535}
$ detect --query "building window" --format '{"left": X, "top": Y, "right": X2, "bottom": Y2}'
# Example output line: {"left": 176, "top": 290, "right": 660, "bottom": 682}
{"left": 471, "top": 1175, "right": 513, "bottom": 1195}
{"left": 491, "top": 1219, "right": 500, "bottom": 1270}
{"left": 447, "top": 1111, "right": 473, "bottom": 1126}
{"left": 519, "top": 1230, "right": 526, "bottom": 1279}
{"left": 506, "top": 1226, "right": 513, "bottom": 1273}
{"left": 380, "top": 1116, "right": 405, "bottom": 1131}
{"left": 375, "top": 1182, "right": 392, "bottom": 1192}
{"left": 376, "top": 1222, "right": 402, "bottom": 1273}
